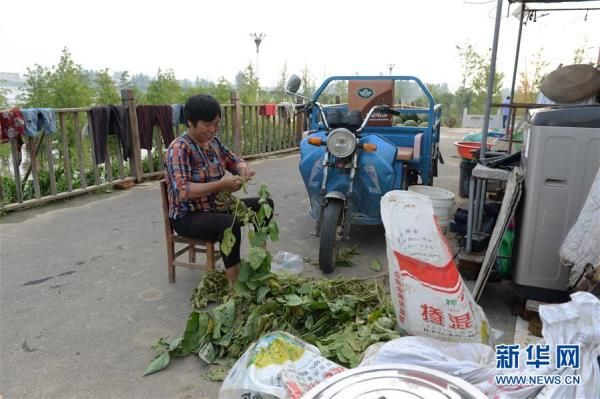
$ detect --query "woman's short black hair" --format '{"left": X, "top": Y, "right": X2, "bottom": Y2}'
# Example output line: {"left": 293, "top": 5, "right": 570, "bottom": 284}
{"left": 184, "top": 94, "right": 222, "bottom": 126}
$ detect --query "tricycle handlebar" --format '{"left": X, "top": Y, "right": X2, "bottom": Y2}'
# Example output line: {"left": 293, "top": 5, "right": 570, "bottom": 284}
{"left": 356, "top": 105, "right": 398, "bottom": 133}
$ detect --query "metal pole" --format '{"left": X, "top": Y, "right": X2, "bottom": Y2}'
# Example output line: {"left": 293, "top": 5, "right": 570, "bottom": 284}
{"left": 466, "top": 176, "right": 475, "bottom": 252}
{"left": 507, "top": 7, "right": 525, "bottom": 153}
{"left": 510, "top": 8, "right": 524, "bottom": 104}
{"left": 250, "top": 33, "right": 265, "bottom": 79}
{"left": 480, "top": 0, "right": 504, "bottom": 159}
{"left": 386, "top": 64, "right": 395, "bottom": 75}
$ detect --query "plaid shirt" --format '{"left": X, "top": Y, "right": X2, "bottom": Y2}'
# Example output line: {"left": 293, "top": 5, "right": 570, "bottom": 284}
{"left": 164, "top": 133, "right": 243, "bottom": 220}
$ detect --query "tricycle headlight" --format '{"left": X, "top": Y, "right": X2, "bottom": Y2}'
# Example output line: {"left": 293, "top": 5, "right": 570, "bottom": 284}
{"left": 327, "top": 128, "right": 356, "bottom": 158}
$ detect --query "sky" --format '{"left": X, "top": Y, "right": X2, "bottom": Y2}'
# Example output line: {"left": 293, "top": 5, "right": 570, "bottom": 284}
{"left": 2, "top": 0, "right": 599, "bottom": 91}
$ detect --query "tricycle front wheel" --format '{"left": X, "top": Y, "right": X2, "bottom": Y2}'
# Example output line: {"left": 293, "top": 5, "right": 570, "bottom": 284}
{"left": 318, "top": 200, "right": 344, "bottom": 274}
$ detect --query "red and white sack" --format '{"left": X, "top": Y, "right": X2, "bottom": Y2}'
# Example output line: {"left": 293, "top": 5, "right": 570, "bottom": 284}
{"left": 381, "top": 190, "right": 493, "bottom": 345}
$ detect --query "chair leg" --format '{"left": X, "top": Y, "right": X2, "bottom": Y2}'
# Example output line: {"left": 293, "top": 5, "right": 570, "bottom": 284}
{"left": 206, "top": 242, "right": 215, "bottom": 271}
{"left": 188, "top": 245, "right": 196, "bottom": 263}
{"left": 167, "top": 239, "right": 176, "bottom": 283}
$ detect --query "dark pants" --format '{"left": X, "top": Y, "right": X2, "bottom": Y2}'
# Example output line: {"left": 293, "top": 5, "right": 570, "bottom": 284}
{"left": 502, "top": 115, "right": 508, "bottom": 129}
{"left": 171, "top": 198, "right": 274, "bottom": 268}
{"left": 89, "top": 105, "right": 131, "bottom": 164}
{"left": 136, "top": 105, "right": 175, "bottom": 150}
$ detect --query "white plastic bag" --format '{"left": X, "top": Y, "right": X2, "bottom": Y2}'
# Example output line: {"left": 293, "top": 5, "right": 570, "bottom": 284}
{"left": 534, "top": 292, "right": 600, "bottom": 399}
{"left": 359, "top": 336, "right": 500, "bottom": 386}
{"left": 359, "top": 292, "right": 600, "bottom": 399}
{"left": 381, "top": 190, "right": 493, "bottom": 345}
{"left": 219, "top": 331, "right": 346, "bottom": 399}
{"left": 270, "top": 251, "right": 304, "bottom": 275}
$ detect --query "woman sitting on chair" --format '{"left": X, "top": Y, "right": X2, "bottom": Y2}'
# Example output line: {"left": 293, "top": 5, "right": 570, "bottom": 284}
{"left": 164, "top": 94, "right": 273, "bottom": 285}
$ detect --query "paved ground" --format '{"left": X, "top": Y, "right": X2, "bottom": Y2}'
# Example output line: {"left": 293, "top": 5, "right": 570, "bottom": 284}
{"left": 0, "top": 128, "right": 516, "bottom": 399}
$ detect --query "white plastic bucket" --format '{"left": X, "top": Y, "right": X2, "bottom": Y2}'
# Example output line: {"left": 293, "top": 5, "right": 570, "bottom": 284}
{"left": 408, "top": 185, "right": 455, "bottom": 232}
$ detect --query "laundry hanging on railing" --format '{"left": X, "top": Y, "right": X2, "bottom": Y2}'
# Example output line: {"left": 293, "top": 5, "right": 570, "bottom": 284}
{"left": 89, "top": 105, "right": 131, "bottom": 164}
{"left": 259, "top": 104, "right": 277, "bottom": 117}
{"left": 0, "top": 108, "right": 25, "bottom": 166}
{"left": 20, "top": 108, "right": 57, "bottom": 137}
{"left": 0, "top": 108, "right": 25, "bottom": 144}
{"left": 170, "top": 104, "right": 186, "bottom": 127}
{"left": 136, "top": 105, "right": 175, "bottom": 150}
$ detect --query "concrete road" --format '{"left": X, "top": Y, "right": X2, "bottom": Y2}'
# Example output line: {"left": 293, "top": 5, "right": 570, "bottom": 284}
{"left": 0, "top": 128, "right": 515, "bottom": 398}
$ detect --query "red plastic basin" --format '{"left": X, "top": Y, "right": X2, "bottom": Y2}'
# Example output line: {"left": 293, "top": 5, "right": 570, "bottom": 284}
{"left": 454, "top": 141, "right": 492, "bottom": 160}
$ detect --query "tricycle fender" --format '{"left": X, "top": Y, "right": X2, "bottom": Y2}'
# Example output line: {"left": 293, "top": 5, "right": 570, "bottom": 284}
{"left": 325, "top": 191, "right": 346, "bottom": 201}
{"left": 352, "top": 135, "right": 397, "bottom": 221}
{"left": 299, "top": 131, "right": 326, "bottom": 218}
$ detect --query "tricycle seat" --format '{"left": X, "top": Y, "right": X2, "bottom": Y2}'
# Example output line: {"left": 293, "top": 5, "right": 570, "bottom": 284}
{"left": 395, "top": 133, "right": 422, "bottom": 161}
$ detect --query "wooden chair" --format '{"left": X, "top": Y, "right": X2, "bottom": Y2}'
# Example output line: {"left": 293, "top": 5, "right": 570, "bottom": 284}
{"left": 160, "top": 180, "right": 219, "bottom": 283}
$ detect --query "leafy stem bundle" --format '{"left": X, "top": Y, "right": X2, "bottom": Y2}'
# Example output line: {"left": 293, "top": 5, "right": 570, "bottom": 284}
{"left": 144, "top": 183, "right": 399, "bottom": 378}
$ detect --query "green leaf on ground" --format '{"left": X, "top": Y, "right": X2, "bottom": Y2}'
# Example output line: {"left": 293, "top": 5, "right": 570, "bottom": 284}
{"left": 198, "top": 342, "right": 217, "bottom": 363}
{"left": 370, "top": 259, "right": 383, "bottom": 272}
{"left": 143, "top": 351, "right": 170, "bottom": 376}
{"left": 285, "top": 294, "right": 304, "bottom": 307}
{"left": 337, "top": 245, "right": 360, "bottom": 267}
{"left": 201, "top": 365, "right": 231, "bottom": 382}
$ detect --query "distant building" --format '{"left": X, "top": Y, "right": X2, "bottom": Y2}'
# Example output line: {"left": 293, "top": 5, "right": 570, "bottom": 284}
{"left": 0, "top": 72, "right": 21, "bottom": 82}
{"left": 1, "top": 87, "right": 24, "bottom": 106}
{"left": 0, "top": 73, "right": 25, "bottom": 106}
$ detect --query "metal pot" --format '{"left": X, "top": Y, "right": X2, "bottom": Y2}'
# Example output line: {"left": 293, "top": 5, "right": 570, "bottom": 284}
{"left": 301, "top": 364, "right": 487, "bottom": 399}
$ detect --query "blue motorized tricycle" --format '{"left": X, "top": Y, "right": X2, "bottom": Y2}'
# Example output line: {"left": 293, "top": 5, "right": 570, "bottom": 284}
{"left": 286, "top": 75, "right": 442, "bottom": 273}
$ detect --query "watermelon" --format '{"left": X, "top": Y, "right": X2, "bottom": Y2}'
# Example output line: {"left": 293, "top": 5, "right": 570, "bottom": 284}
{"left": 402, "top": 113, "right": 419, "bottom": 123}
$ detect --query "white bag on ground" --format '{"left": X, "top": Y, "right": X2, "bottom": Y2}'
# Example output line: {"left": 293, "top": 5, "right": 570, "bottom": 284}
{"left": 219, "top": 331, "right": 346, "bottom": 399}
{"left": 270, "top": 251, "right": 304, "bottom": 275}
{"left": 359, "top": 292, "right": 600, "bottom": 399}
{"left": 381, "top": 190, "right": 493, "bottom": 345}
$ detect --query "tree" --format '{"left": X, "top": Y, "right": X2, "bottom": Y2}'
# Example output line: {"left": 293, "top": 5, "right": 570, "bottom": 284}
{"left": 145, "top": 69, "right": 183, "bottom": 105}
{"left": 455, "top": 42, "right": 505, "bottom": 116}
{"left": 18, "top": 48, "right": 93, "bottom": 109}
{"left": 572, "top": 38, "right": 591, "bottom": 64}
{"left": 470, "top": 59, "right": 504, "bottom": 115}
{"left": 456, "top": 42, "right": 483, "bottom": 90}
{"left": 94, "top": 69, "right": 120, "bottom": 105}
{"left": 275, "top": 62, "right": 288, "bottom": 103}
{"left": 516, "top": 50, "right": 549, "bottom": 104}
{"left": 119, "top": 71, "right": 131, "bottom": 90}
{"left": 300, "top": 65, "right": 316, "bottom": 99}
{"left": 16, "top": 48, "right": 93, "bottom": 171}
{"left": 49, "top": 47, "right": 93, "bottom": 108}
{"left": 318, "top": 79, "right": 348, "bottom": 104}
{"left": 18, "top": 64, "right": 53, "bottom": 107}
{"left": 0, "top": 83, "right": 8, "bottom": 108}
{"left": 427, "top": 83, "right": 457, "bottom": 126}
{"left": 213, "top": 77, "right": 232, "bottom": 103}
{"left": 236, "top": 64, "right": 260, "bottom": 104}
{"left": 118, "top": 71, "right": 145, "bottom": 103}
{"left": 130, "top": 73, "right": 152, "bottom": 92}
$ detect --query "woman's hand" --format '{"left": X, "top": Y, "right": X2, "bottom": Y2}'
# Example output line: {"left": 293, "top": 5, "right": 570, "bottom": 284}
{"left": 220, "top": 175, "right": 243, "bottom": 192}
{"left": 237, "top": 162, "right": 255, "bottom": 179}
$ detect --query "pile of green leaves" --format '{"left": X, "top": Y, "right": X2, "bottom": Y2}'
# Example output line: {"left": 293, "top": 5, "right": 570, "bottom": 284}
{"left": 144, "top": 183, "right": 399, "bottom": 378}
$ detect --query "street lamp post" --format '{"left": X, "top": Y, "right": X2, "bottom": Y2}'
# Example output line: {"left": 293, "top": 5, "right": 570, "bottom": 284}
{"left": 386, "top": 63, "right": 395, "bottom": 75}
{"left": 250, "top": 32, "right": 266, "bottom": 78}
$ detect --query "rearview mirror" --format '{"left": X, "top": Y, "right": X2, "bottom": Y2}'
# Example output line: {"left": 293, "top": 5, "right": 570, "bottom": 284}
{"left": 286, "top": 74, "right": 302, "bottom": 94}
